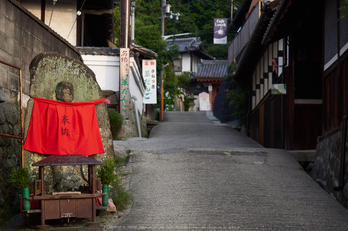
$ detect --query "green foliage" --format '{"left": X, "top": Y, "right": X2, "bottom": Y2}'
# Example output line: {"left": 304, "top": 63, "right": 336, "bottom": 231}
{"left": 340, "top": 0, "right": 348, "bottom": 19}
{"left": 113, "top": 0, "right": 244, "bottom": 112}
{"left": 97, "top": 158, "right": 119, "bottom": 186}
{"left": 108, "top": 109, "right": 123, "bottom": 140}
{"left": 8, "top": 167, "right": 32, "bottom": 189}
{"left": 177, "top": 72, "right": 191, "bottom": 90}
{"left": 112, "top": 183, "right": 131, "bottom": 212}
{"left": 226, "top": 62, "right": 248, "bottom": 126}
{"left": 113, "top": 6, "right": 121, "bottom": 46}
{"left": 115, "top": 155, "right": 129, "bottom": 168}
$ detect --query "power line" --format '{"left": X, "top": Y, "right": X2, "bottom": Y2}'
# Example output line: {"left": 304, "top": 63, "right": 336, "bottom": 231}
{"left": 190, "top": 0, "right": 242, "bottom": 8}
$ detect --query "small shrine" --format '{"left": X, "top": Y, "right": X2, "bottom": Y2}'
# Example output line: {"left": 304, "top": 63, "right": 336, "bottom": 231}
{"left": 24, "top": 155, "right": 105, "bottom": 230}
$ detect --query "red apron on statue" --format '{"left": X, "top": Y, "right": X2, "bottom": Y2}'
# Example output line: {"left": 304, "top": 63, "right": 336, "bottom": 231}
{"left": 24, "top": 97, "right": 105, "bottom": 155}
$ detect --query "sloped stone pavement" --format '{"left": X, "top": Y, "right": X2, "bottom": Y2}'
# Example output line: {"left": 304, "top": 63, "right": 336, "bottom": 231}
{"left": 109, "top": 111, "right": 348, "bottom": 230}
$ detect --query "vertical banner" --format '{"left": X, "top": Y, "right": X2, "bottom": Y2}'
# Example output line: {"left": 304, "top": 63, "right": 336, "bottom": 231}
{"left": 214, "top": 18, "right": 228, "bottom": 44}
{"left": 143, "top": 59, "right": 157, "bottom": 104}
{"left": 120, "top": 48, "right": 130, "bottom": 118}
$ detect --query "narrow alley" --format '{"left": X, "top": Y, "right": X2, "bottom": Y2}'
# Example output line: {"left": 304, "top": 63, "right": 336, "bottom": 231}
{"left": 110, "top": 111, "right": 348, "bottom": 230}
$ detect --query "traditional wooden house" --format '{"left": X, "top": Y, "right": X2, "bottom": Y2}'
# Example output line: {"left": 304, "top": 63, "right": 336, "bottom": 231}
{"left": 311, "top": 0, "right": 348, "bottom": 207}
{"left": 230, "top": 0, "right": 348, "bottom": 207}
{"left": 229, "top": 0, "right": 322, "bottom": 150}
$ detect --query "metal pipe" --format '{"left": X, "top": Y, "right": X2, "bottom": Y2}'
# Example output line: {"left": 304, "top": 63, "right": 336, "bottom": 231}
{"left": 19, "top": 69, "right": 24, "bottom": 168}
{"left": 131, "top": 1, "right": 135, "bottom": 41}
{"left": 131, "top": 96, "right": 142, "bottom": 137}
{"left": 160, "top": 0, "right": 165, "bottom": 120}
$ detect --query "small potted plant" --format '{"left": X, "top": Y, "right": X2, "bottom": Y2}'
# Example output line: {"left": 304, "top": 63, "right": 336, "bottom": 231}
{"left": 97, "top": 158, "right": 119, "bottom": 207}
{"left": 9, "top": 167, "right": 32, "bottom": 211}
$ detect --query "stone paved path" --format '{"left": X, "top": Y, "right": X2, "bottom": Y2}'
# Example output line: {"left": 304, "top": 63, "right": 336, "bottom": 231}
{"left": 110, "top": 111, "right": 348, "bottom": 230}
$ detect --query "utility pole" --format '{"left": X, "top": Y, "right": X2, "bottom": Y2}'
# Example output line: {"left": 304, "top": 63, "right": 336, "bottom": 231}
{"left": 120, "top": 0, "right": 131, "bottom": 48}
{"left": 231, "top": 0, "right": 234, "bottom": 21}
{"left": 160, "top": 0, "right": 165, "bottom": 120}
{"left": 131, "top": 1, "right": 135, "bottom": 41}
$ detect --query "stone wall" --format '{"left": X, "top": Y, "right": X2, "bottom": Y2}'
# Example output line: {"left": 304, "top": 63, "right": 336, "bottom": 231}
{"left": 0, "top": 90, "right": 22, "bottom": 221}
{"left": 311, "top": 129, "right": 348, "bottom": 207}
{"left": 0, "top": 0, "right": 81, "bottom": 104}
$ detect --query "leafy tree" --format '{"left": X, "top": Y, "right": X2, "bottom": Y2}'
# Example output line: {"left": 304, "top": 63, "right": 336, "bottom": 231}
{"left": 112, "top": 0, "right": 243, "bottom": 110}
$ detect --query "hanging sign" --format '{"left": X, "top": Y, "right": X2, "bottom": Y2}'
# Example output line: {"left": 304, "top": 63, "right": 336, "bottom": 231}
{"left": 271, "top": 84, "right": 287, "bottom": 95}
{"left": 143, "top": 59, "right": 157, "bottom": 104}
{"left": 214, "top": 18, "right": 228, "bottom": 44}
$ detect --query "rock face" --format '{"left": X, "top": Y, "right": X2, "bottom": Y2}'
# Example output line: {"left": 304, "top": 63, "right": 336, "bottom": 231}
{"left": 0, "top": 92, "right": 22, "bottom": 218}
{"left": 312, "top": 130, "right": 348, "bottom": 208}
{"left": 24, "top": 52, "right": 115, "bottom": 192}
{"left": 118, "top": 99, "right": 148, "bottom": 138}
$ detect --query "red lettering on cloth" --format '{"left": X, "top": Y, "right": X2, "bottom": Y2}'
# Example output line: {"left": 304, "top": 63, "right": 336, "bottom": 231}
{"left": 24, "top": 97, "right": 105, "bottom": 155}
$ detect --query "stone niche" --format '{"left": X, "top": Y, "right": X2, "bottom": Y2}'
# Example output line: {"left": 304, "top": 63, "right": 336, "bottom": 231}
{"left": 24, "top": 52, "right": 115, "bottom": 192}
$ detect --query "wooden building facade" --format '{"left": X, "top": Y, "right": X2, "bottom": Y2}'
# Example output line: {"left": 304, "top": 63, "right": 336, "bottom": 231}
{"left": 230, "top": 0, "right": 323, "bottom": 150}
{"left": 230, "top": 0, "right": 348, "bottom": 206}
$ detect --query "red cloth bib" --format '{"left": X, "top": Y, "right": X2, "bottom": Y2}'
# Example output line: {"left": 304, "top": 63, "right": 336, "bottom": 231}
{"left": 24, "top": 97, "right": 105, "bottom": 155}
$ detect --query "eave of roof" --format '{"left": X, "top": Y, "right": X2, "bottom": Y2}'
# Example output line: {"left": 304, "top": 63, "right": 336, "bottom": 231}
{"left": 196, "top": 78, "right": 223, "bottom": 82}
{"left": 33, "top": 155, "right": 102, "bottom": 166}
{"left": 261, "top": 0, "right": 292, "bottom": 45}
{"left": 229, "top": 0, "right": 253, "bottom": 31}
{"left": 131, "top": 43, "right": 158, "bottom": 59}
{"left": 233, "top": 3, "right": 274, "bottom": 83}
{"left": 76, "top": 47, "right": 120, "bottom": 56}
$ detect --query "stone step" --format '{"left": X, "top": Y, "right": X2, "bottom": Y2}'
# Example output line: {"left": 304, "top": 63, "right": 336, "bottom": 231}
{"left": 288, "top": 150, "right": 316, "bottom": 162}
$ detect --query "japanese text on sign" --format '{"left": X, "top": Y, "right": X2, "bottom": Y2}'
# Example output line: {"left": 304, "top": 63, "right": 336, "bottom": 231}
{"left": 143, "top": 59, "right": 157, "bottom": 104}
{"left": 120, "top": 48, "right": 130, "bottom": 117}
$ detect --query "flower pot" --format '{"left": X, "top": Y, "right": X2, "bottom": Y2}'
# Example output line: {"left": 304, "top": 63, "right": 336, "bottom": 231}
{"left": 22, "top": 188, "right": 31, "bottom": 211}
{"left": 102, "top": 185, "right": 109, "bottom": 207}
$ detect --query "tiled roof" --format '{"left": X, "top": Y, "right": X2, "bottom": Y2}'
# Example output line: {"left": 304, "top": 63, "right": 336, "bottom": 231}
{"left": 195, "top": 60, "right": 228, "bottom": 79}
{"left": 77, "top": 47, "right": 120, "bottom": 56}
{"left": 166, "top": 37, "right": 214, "bottom": 60}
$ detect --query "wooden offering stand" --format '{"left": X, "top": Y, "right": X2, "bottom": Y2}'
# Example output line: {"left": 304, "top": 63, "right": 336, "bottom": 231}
{"left": 27, "top": 155, "right": 106, "bottom": 230}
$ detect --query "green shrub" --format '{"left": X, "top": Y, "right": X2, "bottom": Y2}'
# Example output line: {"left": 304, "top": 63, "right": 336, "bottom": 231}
{"left": 8, "top": 167, "right": 32, "bottom": 189}
{"left": 97, "top": 158, "right": 119, "bottom": 186}
{"left": 108, "top": 109, "right": 123, "bottom": 139}
{"left": 112, "top": 183, "right": 131, "bottom": 211}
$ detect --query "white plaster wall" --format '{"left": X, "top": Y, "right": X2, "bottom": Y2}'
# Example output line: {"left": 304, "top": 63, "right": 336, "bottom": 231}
{"left": 21, "top": 0, "right": 77, "bottom": 45}
{"left": 129, "top": 57, "right": 145, "bottom": 114}
{"left": 82, "top": 55, "right": 120, "bottom": 92}
{"left": 82, "top": 55, "right": 145, "bottom": 114}
{"left": 182, "top": 53, "right": 191, "bottom": 72}
{"left": 191, "top": 55, "right": 200, "bottom": 73}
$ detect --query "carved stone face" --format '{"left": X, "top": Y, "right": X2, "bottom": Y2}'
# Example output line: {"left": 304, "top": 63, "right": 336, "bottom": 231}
{"left": 55, "top": 81, "right": 74, "bottom": 102}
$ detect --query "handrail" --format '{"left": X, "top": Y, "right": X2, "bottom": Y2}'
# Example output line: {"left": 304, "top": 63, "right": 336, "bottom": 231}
{"left": 335, "top": 115, "right": 348, "bottom": 191}
{"left": 0, "top": 60, "right": 23, "bottom": 167}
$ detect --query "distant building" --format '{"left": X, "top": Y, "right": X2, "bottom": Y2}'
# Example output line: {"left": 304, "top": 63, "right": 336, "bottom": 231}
{"left": 194, "top": 60, "right": 228, "bottom": 111}
{"left": 166, "top": 37, "right": 214, "bottom": 75}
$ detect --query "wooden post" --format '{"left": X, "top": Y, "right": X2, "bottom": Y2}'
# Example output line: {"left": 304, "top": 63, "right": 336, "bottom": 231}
{"left": 120, "top": 48, "right": 130, "bottom": 118}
